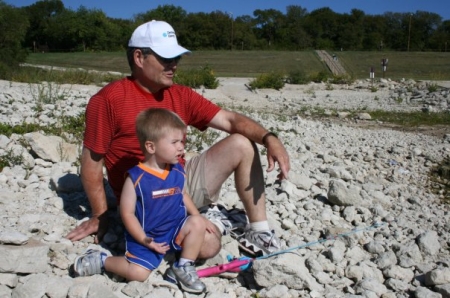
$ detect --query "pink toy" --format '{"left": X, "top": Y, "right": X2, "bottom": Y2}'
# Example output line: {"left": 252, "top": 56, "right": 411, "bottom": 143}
{"left": 197, "top": 257, "right": 253, "bottom": 278}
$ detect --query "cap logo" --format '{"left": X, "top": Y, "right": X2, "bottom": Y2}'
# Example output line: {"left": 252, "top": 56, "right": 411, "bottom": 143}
{"left": 165, "top": 31, "right": 176, "bottom": 38}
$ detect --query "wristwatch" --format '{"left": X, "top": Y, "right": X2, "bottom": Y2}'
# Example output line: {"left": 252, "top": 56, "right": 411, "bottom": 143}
{"left": 262, "top": 132, "right": 278, "bottom": 147}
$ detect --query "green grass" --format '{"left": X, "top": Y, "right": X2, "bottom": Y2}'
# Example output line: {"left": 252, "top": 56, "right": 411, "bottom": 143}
{"left": 6, "top": 66, "right": 123, "bottom": 85}
{"left": 26, "top": 50, "right": 450, "bottom": 80}
{"left": 181, "top": 51, "right": 326, "bottom": 77}
{"left": 26, "top": 52, "right": 129, "bottom": 73}
{"left": 369, "top": 110, "right": 450, "bottom": 126}
{"left": 26, "top": 51, "right": 328, "bottom": 78}
{"left": 337, "top": 51, "right": 450, "bottom": 80}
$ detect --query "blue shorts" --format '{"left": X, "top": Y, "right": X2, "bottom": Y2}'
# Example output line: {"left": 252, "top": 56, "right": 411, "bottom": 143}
{"left": 125, "top": 216, "right": 188, "bottom": 271}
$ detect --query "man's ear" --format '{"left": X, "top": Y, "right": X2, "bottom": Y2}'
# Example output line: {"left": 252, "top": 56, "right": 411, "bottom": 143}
{"left": 145, "top": 140, "right": 155, "bottom": 154}
{"left": 134, "top": 49, "right": 145, "bottom": 68}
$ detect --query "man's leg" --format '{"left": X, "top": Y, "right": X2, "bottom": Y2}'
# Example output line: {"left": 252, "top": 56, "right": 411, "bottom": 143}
{"left": 187, "top": 133, "right": 278, "bottom": 257}
{"left": 203, "top": 134, "right": 268, "bottom": 222}
{"left": 202, "top": 134, "right": 281, "bottom": 255}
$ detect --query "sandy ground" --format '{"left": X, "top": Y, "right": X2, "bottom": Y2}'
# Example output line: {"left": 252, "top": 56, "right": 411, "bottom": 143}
{"left": 199, "top": 78, "right": 450, "bottom": 139}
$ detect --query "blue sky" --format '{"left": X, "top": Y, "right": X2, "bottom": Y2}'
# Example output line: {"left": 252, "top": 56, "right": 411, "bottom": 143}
{"left": 6, "top": 0, "right": 450, "bottom": 20}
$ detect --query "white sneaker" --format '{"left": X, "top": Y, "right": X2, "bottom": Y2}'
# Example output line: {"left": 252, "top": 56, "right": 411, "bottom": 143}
{"left": 239, "top": 227, "right": 281, "bottom": 256}
{"left": 199, "top": 204, "right": 248, "bottom": 236}
{"left": 165, "top": 261, "right": 206, "bottom": 294}
{"left": 73, "top": 249, "right": 105, "bottom": 276}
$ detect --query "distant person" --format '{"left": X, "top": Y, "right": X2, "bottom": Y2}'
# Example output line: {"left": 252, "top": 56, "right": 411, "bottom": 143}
{"left": 66, "top": 20, "right": 291, "bottom": 257}
{"left": 74, "top": 108, "right": 211, "bottom": 294}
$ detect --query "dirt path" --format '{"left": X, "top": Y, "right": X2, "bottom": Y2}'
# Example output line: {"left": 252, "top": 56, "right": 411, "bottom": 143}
{"left": 316, "top": 50, "right": 347, "bottom": 76}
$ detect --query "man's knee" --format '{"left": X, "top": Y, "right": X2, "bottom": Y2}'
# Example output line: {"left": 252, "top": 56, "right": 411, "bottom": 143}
{"left": 229, "top": 133, "right": 255, "bottom": 148}
{"left": 198, "top": 228, "right": 221, "bottom": 259}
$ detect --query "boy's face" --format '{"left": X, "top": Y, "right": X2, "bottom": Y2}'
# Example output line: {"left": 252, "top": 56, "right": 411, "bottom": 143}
{"left": 151, "top": 128, "right": 185, "bottom": 164}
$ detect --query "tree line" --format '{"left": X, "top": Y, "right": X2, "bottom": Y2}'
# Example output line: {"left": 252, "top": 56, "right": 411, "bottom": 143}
{"left": 1, "top": 0, "right": 449, "bottom": 69}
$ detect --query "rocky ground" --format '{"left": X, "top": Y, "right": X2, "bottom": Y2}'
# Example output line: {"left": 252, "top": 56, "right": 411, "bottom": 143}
{"left": 0, "top": 77, "right": 449, "bottom": 298}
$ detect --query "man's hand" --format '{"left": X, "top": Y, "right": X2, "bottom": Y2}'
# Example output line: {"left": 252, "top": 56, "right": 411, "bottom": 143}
{"left": 265, "top": 137, "right": 290, "bottom": 180}
{"left": 65, "top": 212, "right": 109, "bottom": 244}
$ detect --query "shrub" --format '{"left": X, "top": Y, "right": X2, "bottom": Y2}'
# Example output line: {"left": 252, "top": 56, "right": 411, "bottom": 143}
{"left": 427, "top": 83, "right": 438, "bottom": 93}
{"left": 174, "top": 65, "right": 219, "bottom": 89}
{"left": 249, "top": 72, "right": 285, "bottom": 90}
{"left": 329, "top": 74, "right": 354, "bottom": 85}
{"left": 308, "top": 71, "right": 329, "bottom": 83}
{"left": 0, "top": 148, "right": 24, "bottom": 172}
{"left": 286, "top": 70, "right": 310, "bottom": 85}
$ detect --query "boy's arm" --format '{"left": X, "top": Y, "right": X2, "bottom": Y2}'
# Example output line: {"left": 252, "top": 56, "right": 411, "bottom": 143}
{"left": 183, "top": 191, "right": 218, "bottom": 234}
{"left": 120, "top": 177, "right": 148, "bottom": 245}
{"left": 121, "top": 176, "right": 170, "bottom": 254}
{"left": 182, "top": 191, "right": 200, "bottom": 216}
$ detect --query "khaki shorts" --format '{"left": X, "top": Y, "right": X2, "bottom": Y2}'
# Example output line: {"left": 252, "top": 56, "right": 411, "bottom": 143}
{"left": 184, "top": 152, "right": 220, "bottom": 208}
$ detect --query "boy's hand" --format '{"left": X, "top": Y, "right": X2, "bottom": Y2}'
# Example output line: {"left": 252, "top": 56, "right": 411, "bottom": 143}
{"left": 203, "top": 217, "right": 221, "bottom": 234}
{"left": 144, "top": 237, "right": 170, "bottom": 254}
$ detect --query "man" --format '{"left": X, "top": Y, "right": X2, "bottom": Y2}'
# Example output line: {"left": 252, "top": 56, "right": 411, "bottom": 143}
{"left": 66, "top": 20, "right": 290, "bottom": 257}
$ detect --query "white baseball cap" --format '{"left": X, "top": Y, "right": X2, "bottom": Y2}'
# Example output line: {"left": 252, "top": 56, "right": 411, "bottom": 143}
{"left": 128, "top": 20, "right": 191, "bottom": 58}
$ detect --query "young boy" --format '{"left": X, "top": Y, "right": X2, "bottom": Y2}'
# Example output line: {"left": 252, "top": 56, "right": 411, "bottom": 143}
{"left": 73, "top": 108, "right": 216, "bottom": 294}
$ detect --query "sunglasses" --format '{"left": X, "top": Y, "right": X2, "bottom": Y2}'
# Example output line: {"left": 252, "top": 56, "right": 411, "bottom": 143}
{"left": 153, "top": 52, "right": 182, "bottom": 65}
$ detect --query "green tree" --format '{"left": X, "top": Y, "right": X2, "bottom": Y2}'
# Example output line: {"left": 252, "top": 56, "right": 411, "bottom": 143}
{"left": 233, "top": 15, "right": 258, "bottom": 50}
{"left": 23, "top": 0, "right": 64, "bottom": 51}
{"left": 284, "top": 5, "right": 311, "bottom": 50}
{"left": 253, "top": 9, "right": 285, "bottom": 48}
{"left": 362, "top": 15, "right": 388, "bottom": 50}
{"left": 210, "top": 11, "right": 234, "bottom": 49}
{"left": 110, "top": 18, "right": 135, "bottom": 50}
{"left": 134, "top": 5, "right": 187, "bottom": 35}
{"left": 133, "top": 5, "right": 190, "bottom": 49}
{"left": 429, "top": 20, "right": 450, "bottom": 51}
{"left": 383, "top": 12, "right": 408, "bottom": 50}
{"left": 303, "top": 7, "right": 339, "bottom": 49}
{"left": 45, "top": 8, "right": 78, "bottom": 50}
{"left": 336, "top": 9, "right": 365, "bottom": 50}
{"left": 408, "top": 11, "right": 442, "bottom": 51}
{"left": 0, "top": 1, "right": 29, "bottom": 70}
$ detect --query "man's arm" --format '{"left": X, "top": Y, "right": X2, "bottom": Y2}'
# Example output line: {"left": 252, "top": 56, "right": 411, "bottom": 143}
{"left": 65, "top": 146, "right": 109, "bottom": 243}
{"left": 207, "top": 109, "right": 290, "bottom": 179}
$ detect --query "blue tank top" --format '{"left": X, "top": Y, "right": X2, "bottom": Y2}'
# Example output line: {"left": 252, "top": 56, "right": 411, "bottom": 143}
{"left": 126, "top": 163, "right": 187, "bottom": 237}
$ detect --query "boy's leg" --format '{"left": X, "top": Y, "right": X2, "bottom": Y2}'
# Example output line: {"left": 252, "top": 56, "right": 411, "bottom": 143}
{"left": 74, "top": 249, "right": 151, "bottom": 281}
{"left": 175, "top": 215, "right": 208, "bottom": 261}
{"left": 166, "top": 215, "right": 207, "bottom": 294}
{"left": 105, "top": 256, "right": 150, "bottom": 282}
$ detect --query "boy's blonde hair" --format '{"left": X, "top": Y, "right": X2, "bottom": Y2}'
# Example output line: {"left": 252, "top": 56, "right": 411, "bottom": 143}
{"left": 136, "top": 108, "right": 186, "bottom": 153}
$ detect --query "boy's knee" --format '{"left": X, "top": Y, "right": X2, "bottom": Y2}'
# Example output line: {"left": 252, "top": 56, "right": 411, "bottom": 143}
{"left": 198, "top": 229, "right": 221, "bottom": 259}
{"left": 191, "top": 214, "right": 207, "bottom": 229}
{"left": 128, "top": 268, "right": 151, "bottom": 282}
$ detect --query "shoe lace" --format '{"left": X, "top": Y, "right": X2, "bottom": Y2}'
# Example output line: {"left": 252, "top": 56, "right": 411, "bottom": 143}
{"left": 183, "top": 262, "right": 200, "bottom": 280}
{"left": 256, "top": 230, "right": 278, "bottom": 248}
